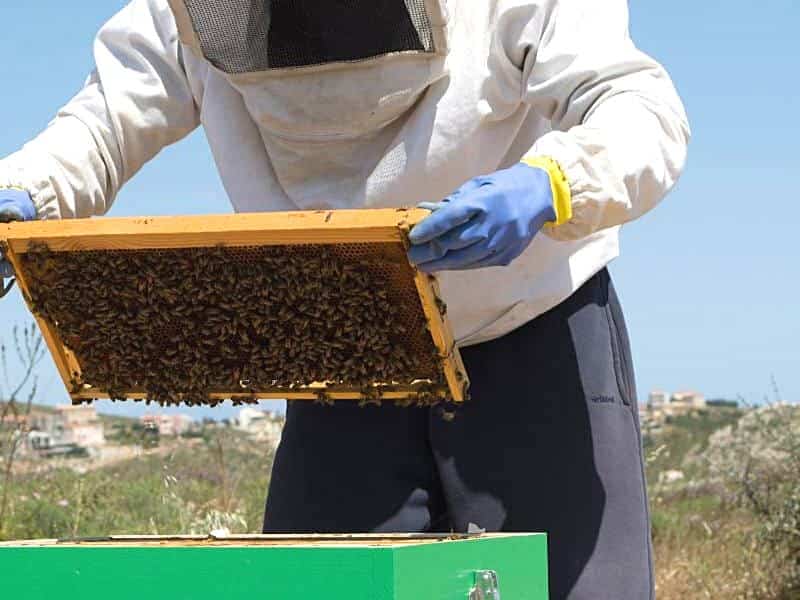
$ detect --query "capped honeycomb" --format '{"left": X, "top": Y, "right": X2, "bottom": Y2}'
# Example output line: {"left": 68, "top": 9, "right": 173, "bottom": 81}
{"left": 19, "top": 241, "right": 450, "bottom": 407}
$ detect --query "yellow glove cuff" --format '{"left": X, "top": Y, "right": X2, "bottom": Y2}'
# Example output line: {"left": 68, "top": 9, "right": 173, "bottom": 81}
{"left": 521, "top": 156, "right": 573, "bottom": 227}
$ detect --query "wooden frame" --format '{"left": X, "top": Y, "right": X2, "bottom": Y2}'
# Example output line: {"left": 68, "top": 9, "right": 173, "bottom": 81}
{"left": 0, "top": 208, "right": 468, "bottom": 404}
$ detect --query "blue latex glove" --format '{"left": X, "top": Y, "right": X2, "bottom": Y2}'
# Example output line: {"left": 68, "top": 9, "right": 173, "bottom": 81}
{"left": 407, "top": 163, "right": 556, "bottom": 272}
{"left": 1, "top": 189, "right": 36, "bottom": 296}
{"left": 0, "top": 189, "right": 37, "bottom": 223}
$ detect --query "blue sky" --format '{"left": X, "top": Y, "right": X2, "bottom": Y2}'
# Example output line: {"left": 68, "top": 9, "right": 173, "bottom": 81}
{"left": 1, "top": 1, "right": 798, "bottom": 420}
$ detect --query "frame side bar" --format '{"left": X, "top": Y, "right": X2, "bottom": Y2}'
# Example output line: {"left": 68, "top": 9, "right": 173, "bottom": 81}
{"left": 411, "top": 273, "right": 469, "bottom": 403}
{"left": 3, "top": 246, "right": 78, "bottom": 389}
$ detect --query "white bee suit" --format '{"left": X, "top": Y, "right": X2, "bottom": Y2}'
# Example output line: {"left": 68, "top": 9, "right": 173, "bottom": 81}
{"left": 0, "top": 0, "right": 689, "bottom": 346}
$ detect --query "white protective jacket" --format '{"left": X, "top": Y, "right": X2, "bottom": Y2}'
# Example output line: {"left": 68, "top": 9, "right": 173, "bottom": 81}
{"left": 0, "top": 0, "right": 689, "bottom": 346}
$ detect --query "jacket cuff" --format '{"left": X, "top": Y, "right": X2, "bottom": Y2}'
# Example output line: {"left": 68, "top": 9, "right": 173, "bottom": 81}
{"left": 520, "top": 156, "right": 573, "bottom": 226}
{"left": 525, "top": 130, "right": 630, "bottom": 242}
{"left": 0, "top": 150, "right": 62, "bottom": 221}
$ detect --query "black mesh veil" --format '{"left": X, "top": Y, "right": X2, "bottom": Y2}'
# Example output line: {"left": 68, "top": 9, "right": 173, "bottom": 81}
{"left": 182, "top": 0, "right": 436, "bottom": 74}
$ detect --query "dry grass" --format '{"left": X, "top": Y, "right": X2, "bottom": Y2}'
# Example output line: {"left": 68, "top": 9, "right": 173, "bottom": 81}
{"left": 654, "top": 506, "right": 798, "bottom": 599}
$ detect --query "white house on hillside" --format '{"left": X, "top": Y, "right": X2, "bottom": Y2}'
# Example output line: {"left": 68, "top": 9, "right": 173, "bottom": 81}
{"left": 648, "top": 390, "right": 669, "bottom": 408}
{"left": 670, "top": 391, "right": 706, "bottom": 408}
{"left": 23, "top": 405, "right": 105, "bottom": 456}
{"left": 235, "top": 408, "right": 284, "bottom": 446}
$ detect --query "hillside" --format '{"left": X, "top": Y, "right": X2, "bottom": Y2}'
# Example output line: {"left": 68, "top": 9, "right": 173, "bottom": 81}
{"left": 1, "top": 401, "right": 138, "bottom": 425}
{"left": 1, "top": 429, "right": 274, "bottom": 541}
{"left": 2, "top": 403, "right": 798, "bottom": 598}
{"left": 0, "top": 401, "right": 57, "bottom": 415}
{"left": 643, "top": 405, "right": 742, "bottom": 486}
{"left": 645, "top": 405, "right": 800, "bottom": 599}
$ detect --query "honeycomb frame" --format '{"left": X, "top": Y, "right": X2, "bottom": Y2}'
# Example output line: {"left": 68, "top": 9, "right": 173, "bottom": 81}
{"left": 0, "top": 209, "right": 468, "bottom": 405}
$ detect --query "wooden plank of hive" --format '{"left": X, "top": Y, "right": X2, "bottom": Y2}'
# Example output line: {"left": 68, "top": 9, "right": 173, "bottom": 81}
{"left": 1, "top": 208, "right": 469, "bottom": 404}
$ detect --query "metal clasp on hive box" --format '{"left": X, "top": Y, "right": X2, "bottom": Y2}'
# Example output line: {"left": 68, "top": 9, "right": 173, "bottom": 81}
{"left": 469, "top": 570, "right": 500, "bottom": 600}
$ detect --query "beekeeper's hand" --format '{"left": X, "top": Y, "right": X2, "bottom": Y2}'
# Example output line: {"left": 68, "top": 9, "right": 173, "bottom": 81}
{"left": 0, "top": 189, "right": 36, "bottom": 223}
{"left": 407, "top": 159, "right": 571, "bottom": 272}
{"left": 1, "top": 189, "right": 36, "bottom": 290}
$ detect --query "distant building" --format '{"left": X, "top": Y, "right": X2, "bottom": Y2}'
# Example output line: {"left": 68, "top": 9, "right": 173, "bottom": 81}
{"left": 53, "top": 405, "right": 106, "bottom": 448}
{"left": 23, "top": 405, "right": 105, "bottom": 455}
{"left": 237, "top": 408, "right": 267, "bottom": 430}
{"left": 235, "top": 408, "right": 284, "bottom": 445}
{"left": 670, "top": 391, "right": 706, "bottom": 408}
{"left": 27, "top": 430, "right": 52, "bottom": 451}
{"left": 639, "top": 389, "right": 711, "bottom": 431}
{"left": 1, "top": 413, "right": 30, "bottom": 429}
{"left": 648, "top": 390, "right": 669, "bottom": 408}
{"left": 173, "top": 414, "right": 194, "bottom": 436}
{"left": 141, "top": 414, "right": 194, "bottom": 437}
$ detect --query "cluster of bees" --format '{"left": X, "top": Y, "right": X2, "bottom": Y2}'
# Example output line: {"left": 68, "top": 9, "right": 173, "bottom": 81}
{"left": 21, "top": 242, "right": 446, "bottom": 407}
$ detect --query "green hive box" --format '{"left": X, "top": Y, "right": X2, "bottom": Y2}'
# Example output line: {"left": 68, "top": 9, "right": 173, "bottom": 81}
{"left": 0, "top": 533, "right": 548, "bottom": 599}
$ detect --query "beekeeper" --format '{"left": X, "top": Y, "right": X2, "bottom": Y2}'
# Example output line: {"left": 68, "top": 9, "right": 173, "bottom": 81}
{"left": 0, "top": 1, "right": 688, "bottom": 597}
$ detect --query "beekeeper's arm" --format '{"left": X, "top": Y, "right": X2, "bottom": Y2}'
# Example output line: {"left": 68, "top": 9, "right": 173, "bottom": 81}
{"left": 521, "top": 0, "right": 690, "bottom": 240}
{"left": 408, "top": 0, "right": 689, "bottom": 271}
{"left": 0, "top": 0, "right": 198, "bottom": 220}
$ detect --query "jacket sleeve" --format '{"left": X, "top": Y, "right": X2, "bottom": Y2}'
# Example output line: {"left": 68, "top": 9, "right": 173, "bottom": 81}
{"left": 511, "top": 0, "right": 690, "bottom": 240}
{"left": 0, "top": 0, "right": 199, "bottom": 220}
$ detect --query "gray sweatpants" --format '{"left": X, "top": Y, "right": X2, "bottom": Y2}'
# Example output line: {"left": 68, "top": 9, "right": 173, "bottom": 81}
{"left": 264, "top": 269, "right": 654, "bottom": 599}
